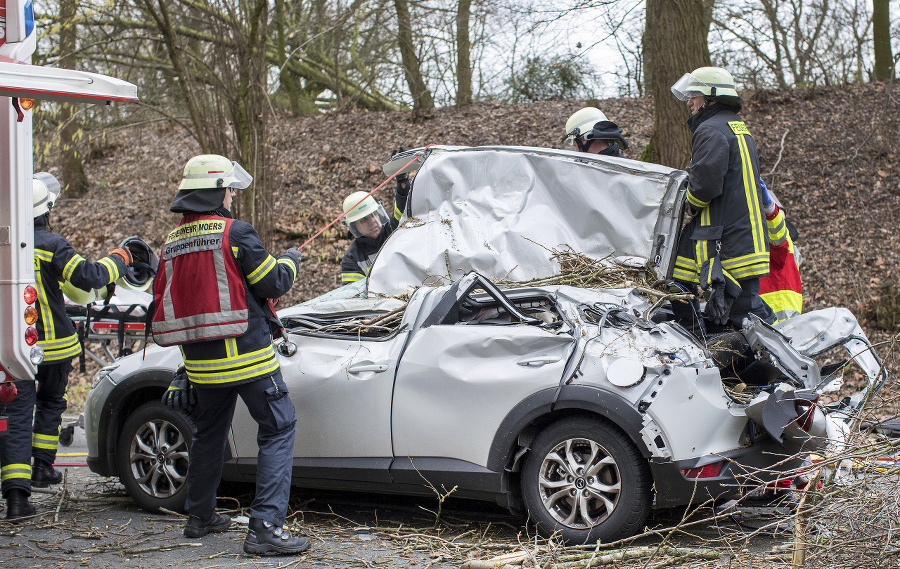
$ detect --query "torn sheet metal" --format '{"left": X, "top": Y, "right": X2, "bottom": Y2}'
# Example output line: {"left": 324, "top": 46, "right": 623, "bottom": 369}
{"left": 367, "top": 146, "right": 687, "bottom": 296}
{"left": 775, "top": 307, "right": 886, "bottom": 406}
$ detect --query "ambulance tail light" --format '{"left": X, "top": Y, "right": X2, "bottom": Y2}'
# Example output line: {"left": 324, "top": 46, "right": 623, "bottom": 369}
{"left": 0, "top": 382, "right": 16, "bottom": 404}
{"left": 24, "top": 285, "right": 37, "bottom": 304}
{"left": 25, "top": 327, "right": 38, "bottom": 346}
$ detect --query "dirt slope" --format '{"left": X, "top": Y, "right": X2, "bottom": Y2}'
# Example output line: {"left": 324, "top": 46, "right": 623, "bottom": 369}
{"left": 50, "top": 82, "right": 900, "bottom": 387}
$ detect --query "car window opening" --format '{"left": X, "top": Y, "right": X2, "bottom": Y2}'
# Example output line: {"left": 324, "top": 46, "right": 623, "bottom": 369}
{"left": 456, "top": 296, "right": 563, "bottom": 327}
{"left": 282, "top": 310, "right": 407, "bottom": 339}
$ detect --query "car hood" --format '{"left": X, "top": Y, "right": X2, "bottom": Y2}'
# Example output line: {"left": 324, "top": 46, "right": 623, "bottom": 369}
{"left": 367, "top": 146, "right": 688, "bottom": 296}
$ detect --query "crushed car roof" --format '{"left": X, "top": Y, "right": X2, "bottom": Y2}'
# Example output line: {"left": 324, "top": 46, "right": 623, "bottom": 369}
{"left": 367, "top": 146, "right": 688, "bottom": 296}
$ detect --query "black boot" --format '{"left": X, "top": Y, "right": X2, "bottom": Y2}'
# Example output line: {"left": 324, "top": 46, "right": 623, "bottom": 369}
{"left": 183, "top": 512, "right": 232, "bottom": 538}
{"left": 31, "top": 461, "right": 62, "bottom": 488}
{"left": 5, "top": 489, "right": 36, "bottom": 521}
{"left": 243, "top": 517, "right": 310, "bottom": 555}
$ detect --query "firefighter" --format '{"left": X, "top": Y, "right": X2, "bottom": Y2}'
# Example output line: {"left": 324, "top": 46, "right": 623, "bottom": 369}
{"left": 151, "top": 155, "right": 308, "bottom": 555}
{"left": 339, "top": 149, "right": 410, "bottom": 284}
{"left": 561, "top": 107, "right": 629, "bottom": 157}
{"left": 670, "top": 67, "right": 775, "bottom": 330}
{"left": 0, "top": 173, "right": 133, "bottom": 520}
{"left": 759, "top": 180, "right": 803, "bottom": 323}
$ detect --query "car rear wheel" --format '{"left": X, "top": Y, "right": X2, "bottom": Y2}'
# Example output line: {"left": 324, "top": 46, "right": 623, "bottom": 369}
{"left": 521, "top": 417, "right": 651, "bottom": 544}
{"left": 116, "top": 401, "right": 193, "bottom": 513}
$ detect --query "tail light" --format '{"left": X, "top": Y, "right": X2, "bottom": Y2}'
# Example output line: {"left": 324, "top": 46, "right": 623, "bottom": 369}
{"left": 0, "top": 382, "right": 16, "bottom": 404}
{"left": 681, "top": 461, "right": 724, "bottom": 479}
{"left": 24, "top": 285, "right": 37, "bottom": 304}
{"left": 23, "top": 285, "right": 44, "bottom": 362}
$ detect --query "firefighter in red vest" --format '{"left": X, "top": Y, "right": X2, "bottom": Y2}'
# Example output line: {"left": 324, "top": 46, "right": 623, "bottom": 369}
{"left": 758, "top": 180, "right": 803, "bottom": 323}
{"left": 151, "top": 155, "right": 308, "bottom": 555}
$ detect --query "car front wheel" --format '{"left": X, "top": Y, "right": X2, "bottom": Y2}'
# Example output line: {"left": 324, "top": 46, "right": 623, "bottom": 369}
{"left": 521, "top": 417, "right": 651, "bottom": 544}
{"left": 116, "top": 401, "right": 193, "bottom": 513}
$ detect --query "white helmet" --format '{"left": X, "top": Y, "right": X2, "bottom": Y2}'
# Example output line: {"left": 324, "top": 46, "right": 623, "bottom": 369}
{"left": 60, "top": 280, "right": 109, "bottom": 305}
{"left": 33, "top": 172, "right": 61, "bottom": 217}
{"left": 342, "top": 191, "right": 389, "bottom": 238}
{"left": 178, "top": 154, "right": 253, "bottom": 191}
{"left": 671, "top": 67, "right": 740, "bottom": 101}
{"left": 562, "top": 107, "right": 608, "bottom": 145}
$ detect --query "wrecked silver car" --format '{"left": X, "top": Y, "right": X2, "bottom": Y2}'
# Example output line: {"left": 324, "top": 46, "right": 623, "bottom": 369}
{"left": 85, "top": 146, "right": 885, "bottom": 544}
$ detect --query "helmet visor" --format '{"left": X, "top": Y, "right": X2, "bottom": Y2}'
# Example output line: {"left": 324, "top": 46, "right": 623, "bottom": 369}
{"left": 671, "top": 73, "right": 706, "bottom": 101}
{"left": 560, "top": 127, "right": 584, "bottom": 146}
{"left": 224, "top": 162, "right": 253, "bottom": 189}
{"left": 35, "top": 172, "right": 61, "bottom": 206}
{"left": 346, "top": 205, "right": 389, "bottom": 239}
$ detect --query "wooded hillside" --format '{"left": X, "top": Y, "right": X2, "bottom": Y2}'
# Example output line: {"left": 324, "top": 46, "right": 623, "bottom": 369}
{"left": 49, "top": 82, "right": 899, "bottom": 340}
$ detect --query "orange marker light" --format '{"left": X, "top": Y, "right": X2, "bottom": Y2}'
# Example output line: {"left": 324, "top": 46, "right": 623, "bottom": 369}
{"left": 25, "top": 305, "right": 38, "bottom": 325}
{"left": 19, "top": 98, "right": 35, "bottom": 110}
{"left": 24, "top": 285, "right": 37, "bottom": 304}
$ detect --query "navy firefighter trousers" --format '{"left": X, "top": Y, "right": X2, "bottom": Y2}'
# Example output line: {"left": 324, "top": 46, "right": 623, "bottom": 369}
{"left": 184, "top": 369, "right": 296, "bottom": 527}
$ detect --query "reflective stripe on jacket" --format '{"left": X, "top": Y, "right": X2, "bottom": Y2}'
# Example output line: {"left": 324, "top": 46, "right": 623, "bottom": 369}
{"left": 673, "top": 106, "right": 769, "bottom": 285}
{"left": 34, "top": 216, "right": 126, "bottom": 362}
{"left": 152, "top": 215, "right": 249, "bottom": 345}
{"left": 759, "top": 206, "right": 802, "bottom": 323}
{"left": 154, "top": 213, "right": 300, "bottom": 386}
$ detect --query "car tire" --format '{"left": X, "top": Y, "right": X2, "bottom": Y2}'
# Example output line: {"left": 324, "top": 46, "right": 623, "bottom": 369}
{"left": 116, "top": 401, "right": 193, "bottom": 514}
{"left": 521, "top": 416, "right": 651, "bottom": 544}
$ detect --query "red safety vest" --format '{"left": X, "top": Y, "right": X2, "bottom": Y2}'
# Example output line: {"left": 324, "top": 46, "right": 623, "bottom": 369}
{"left": 759, "top": 207, "right": 802, "bottom": 323}
{"left": 152, "top": 214, "right": 249, "bottom": 346}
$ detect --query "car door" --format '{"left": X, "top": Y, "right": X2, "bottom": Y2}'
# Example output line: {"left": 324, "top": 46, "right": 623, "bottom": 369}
{"left": 391, "top": 275, "right": 574, "bottom": 469}
{"left": 229, "top": 330, "right": 408, "bottom": 474}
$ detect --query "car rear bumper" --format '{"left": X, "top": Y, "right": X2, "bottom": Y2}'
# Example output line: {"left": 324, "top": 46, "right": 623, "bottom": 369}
{"left": 650, "top": 440, "right": 804, "bottom": 508}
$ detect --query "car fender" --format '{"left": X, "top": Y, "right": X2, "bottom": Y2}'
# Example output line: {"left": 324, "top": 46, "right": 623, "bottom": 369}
{"left": 99, "top": 369, "right": 174, "bottom": 474}
{"left": 486, "top": 384, "right": 649, "bottom": 474}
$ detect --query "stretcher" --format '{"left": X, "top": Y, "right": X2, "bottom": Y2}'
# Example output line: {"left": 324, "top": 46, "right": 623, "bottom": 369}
{"left": 65, "top": 288, "right": 152, "bottom": 370}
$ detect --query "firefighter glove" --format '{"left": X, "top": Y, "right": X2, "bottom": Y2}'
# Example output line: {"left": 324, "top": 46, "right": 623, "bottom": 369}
{"left": 162, "top": 366, "right": 195, "bottom": 415}
{"left": 109, "top": 247, "right": 133, "bottom": 266}
{"left": 699, "top": 256, "right": 742, "bottom": 326}
{"left": 282, "top": 248, "right": 303, "bottom": 265}
{"left": 759, "top": 178, "right": 773, "bottom": 207}
{"left": 392, "top": 147, "right": 411, "bottom": 195}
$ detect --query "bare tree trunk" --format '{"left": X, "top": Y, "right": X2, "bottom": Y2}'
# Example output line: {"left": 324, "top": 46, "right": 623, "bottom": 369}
{"left": 58, "top": 0, "right": 88, "bottom": 196}
{"left": 456, "top": 0, "right": 473, "bottom": 108}
{"left": 394, "top": 0, "right": 433, "bottom": 117}
{"left": 234, "top": 0, "right": 271, "bottom": 245}
{"left": 140, "top": 0, "right": 211, "bottom": 152}
{"left": 873, "top": 0, "right": 894, "bottom": 80}
{"left": 643, "top": 0, "right": 711, "bottom": 169}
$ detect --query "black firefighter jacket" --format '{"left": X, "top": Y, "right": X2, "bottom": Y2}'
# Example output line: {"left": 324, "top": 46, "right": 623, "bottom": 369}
{"left": 34, "top": 216, "right": 127, "bottom": 362}
{"left": 673, "top": 105, "right": 770, "bottom": 286}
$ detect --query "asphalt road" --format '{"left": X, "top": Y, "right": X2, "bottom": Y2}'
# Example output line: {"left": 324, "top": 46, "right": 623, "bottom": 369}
{"left": 0, "top": 416, "right": 791, "bottom": 569}
{"left": 0, "top": 415, "right": 495, "bottom": 569}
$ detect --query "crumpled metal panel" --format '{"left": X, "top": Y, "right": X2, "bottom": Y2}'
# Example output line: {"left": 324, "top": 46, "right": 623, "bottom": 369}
{"left": 775, "top": 307, "right": 885, "bottom": 405}
{"left": 367, "top": 146, "right": 686, "bottom": 296}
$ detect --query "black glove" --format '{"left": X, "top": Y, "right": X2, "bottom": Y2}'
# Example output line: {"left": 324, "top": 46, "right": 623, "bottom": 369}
{"left": 282, "top": 248, "right": 303, "bottom": 265}
{"left": 391, "top": 147, "right": 411, "bottom": 195}
{"left": 161, "top": 366, "right": 196, "bottom": 415}
{"left": 699, "top": 257, "right": 741, "bottom": 326}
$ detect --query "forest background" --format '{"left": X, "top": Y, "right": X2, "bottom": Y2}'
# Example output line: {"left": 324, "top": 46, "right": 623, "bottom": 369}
{"left": 26, "top": 0, "right": 900, "bottom": 398}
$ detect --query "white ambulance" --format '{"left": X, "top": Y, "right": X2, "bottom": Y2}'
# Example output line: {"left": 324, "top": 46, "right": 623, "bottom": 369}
{"left": 0, "top": 0, "right": 137, "bottom": 434}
